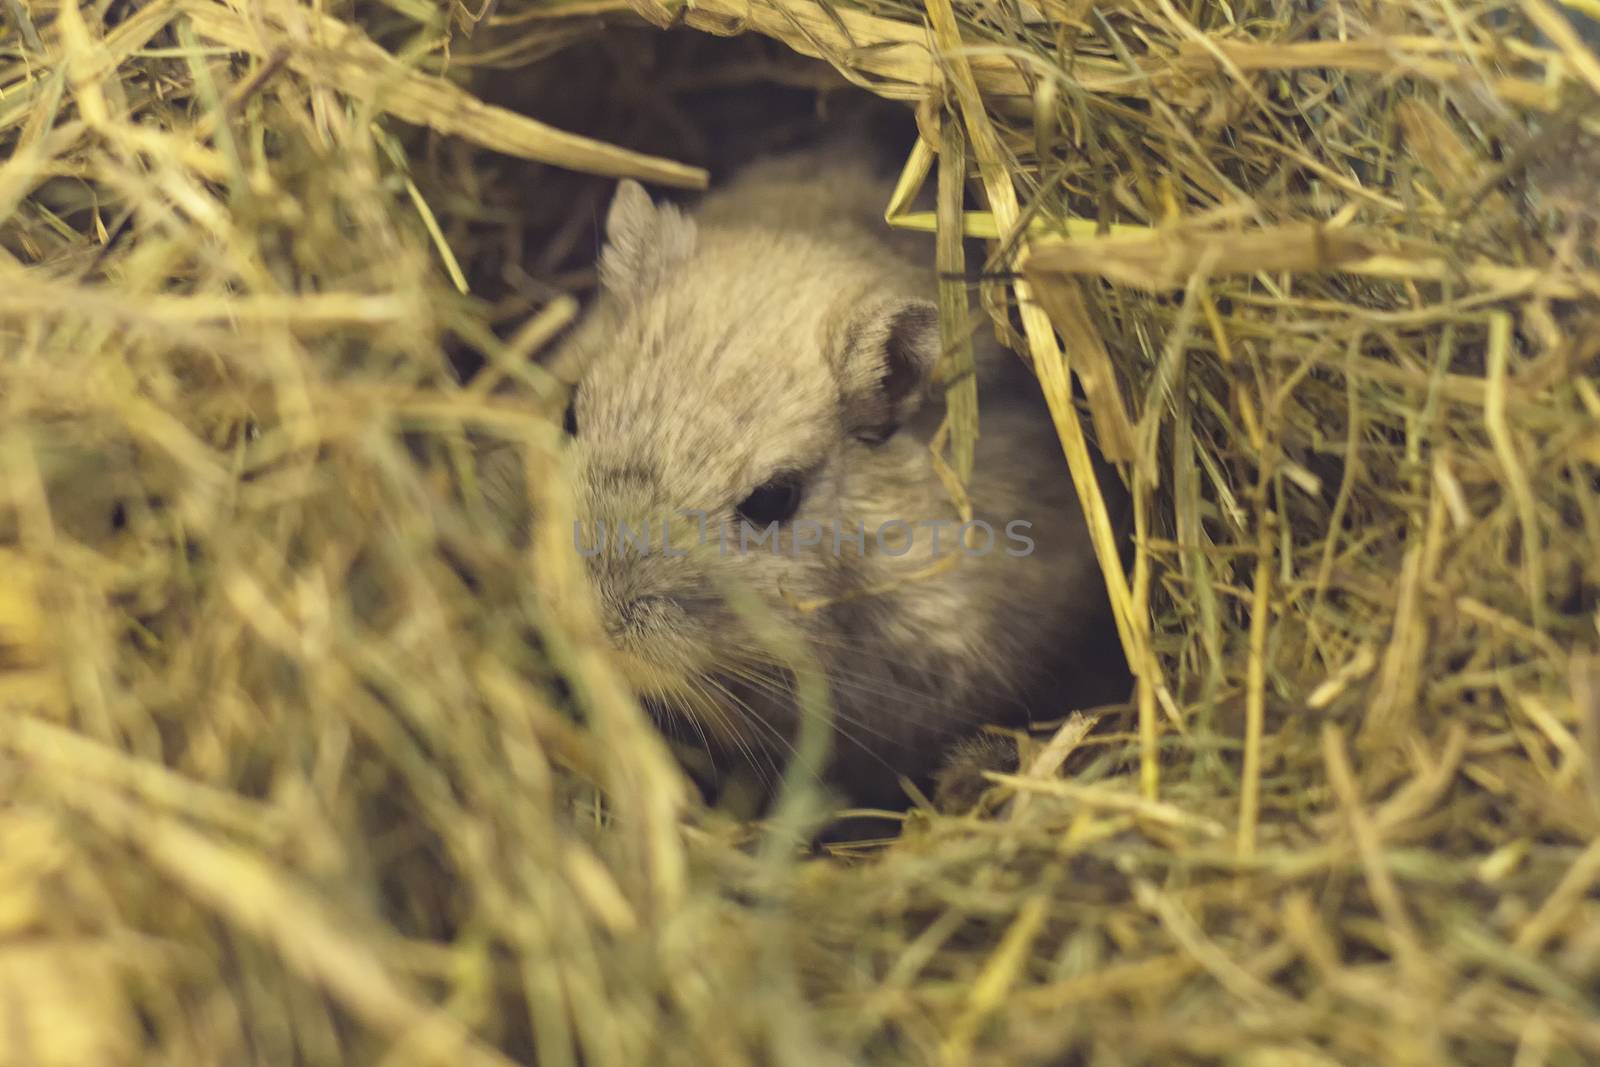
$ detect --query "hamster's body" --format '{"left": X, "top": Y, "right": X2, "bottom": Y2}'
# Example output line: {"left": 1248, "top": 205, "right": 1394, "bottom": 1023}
{"left": 522, "top": 141, "right": 1127, "bottom": 808}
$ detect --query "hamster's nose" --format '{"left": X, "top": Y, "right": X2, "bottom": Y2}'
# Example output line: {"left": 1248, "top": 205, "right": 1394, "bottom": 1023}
{"left": 604, "top": 594, "right": 675, "bottom": 641}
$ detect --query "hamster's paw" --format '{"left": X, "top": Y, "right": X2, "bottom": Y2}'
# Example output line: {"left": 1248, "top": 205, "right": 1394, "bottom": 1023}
{"left": 931, "top": 732, "right": 1021, "bottom": 815}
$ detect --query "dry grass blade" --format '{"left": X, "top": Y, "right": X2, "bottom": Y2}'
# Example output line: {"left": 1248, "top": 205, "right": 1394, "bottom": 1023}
{"left": 1027, "top": 224, "right": 1398, "bottom": 291}
{"left": 183, "top": 0, "right": 708, "bottom": 187}
{"left": 622, "top": 0, "right": 1133, "bottom": 101}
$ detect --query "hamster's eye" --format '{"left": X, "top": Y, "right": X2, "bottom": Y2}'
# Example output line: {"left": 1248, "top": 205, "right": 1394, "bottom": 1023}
{"left": 737, "top": 474, "right": 803, "bottom": 526}
{"left": 562, "top": 395, "right": 578, "bottom": 437}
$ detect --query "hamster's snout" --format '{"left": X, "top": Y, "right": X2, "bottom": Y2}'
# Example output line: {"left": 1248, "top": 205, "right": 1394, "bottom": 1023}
{"left": 604, "top": 594, "right": 679, "bottom": 643}
{"left": 583, "top": 548, "right": 690, "bottom": 649}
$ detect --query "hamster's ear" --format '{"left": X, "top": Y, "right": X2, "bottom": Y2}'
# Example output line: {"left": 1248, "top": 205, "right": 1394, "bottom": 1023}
{"left": 835, "top": 298, "right": 941, "bottom": 443}
{"left": 599, "top": 179, "right": 697, "bottom": 296}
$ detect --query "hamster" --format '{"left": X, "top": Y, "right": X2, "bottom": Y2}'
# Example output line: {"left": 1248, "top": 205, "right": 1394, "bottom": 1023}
{"left": 506, "top": 142, "right": 1129, "bottom": 809}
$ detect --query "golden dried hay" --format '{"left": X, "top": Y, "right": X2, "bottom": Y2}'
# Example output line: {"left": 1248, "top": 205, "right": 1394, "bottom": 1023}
{"left": 2, "top": 0, "right": 1599, "bottom": 1064}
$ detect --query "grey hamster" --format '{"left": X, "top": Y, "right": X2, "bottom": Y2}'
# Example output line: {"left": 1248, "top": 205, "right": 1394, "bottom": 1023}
{"left": 501, "top": 142, "right": 1129, "bottom": 808}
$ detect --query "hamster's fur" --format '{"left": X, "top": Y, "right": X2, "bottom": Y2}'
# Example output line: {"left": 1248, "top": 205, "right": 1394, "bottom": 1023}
{"left": 503, "top": 143, "right": 1128, "bottom": 808}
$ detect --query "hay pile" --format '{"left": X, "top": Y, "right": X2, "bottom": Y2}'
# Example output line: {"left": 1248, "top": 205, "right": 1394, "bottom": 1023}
{"left": 3, "top": 0, "right": 1599, "bottom": 1063}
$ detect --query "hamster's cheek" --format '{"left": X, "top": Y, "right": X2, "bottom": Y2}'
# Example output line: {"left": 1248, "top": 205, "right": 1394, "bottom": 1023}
{"left": 710, "top": 537, "right": 812, "bottom": 614}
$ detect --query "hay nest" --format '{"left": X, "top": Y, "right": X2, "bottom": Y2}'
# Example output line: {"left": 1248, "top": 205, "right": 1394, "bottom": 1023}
{"left": 3, "top": 0, "right": 1600, "bottom": 1063}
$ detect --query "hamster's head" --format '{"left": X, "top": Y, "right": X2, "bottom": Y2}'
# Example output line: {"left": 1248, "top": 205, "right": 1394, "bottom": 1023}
{"left": 556, "top": 180, "right": 941, "bottom": 738}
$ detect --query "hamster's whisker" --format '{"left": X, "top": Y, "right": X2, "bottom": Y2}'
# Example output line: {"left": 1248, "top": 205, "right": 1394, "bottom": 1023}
{"left": 700, "top": 655, "right": 902, "bottom": 775}
{"left": 779, "top": 631, "right": 1036, "bottom": 720}
{"left": 693, "top": 672, "right": 798, "bottom": 787}
{"left": 647, "top": 663, "right": 755, "bottom": 761}
{"left": 710, "top": 628, "right": 1041, "bottom": 735}
{"left": 709, "top": 635, "right": 989, "bottom": 736}
{"left": 684, "top": 675, "right": 774, "bottom": 780}
{"left": 662, "top": 688, "right": 720, "bottom": 763}
{"left": 712, "top": 634, "right": 956, "bottom": 717}
{"left": 707, "top": 667, "right": 808, "bottom": 749}
{"left": 703, "top": 676, "right": 791, "bottom": 761}
{"left": 711, "top": 658, "right": 924, "bottom": 762}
